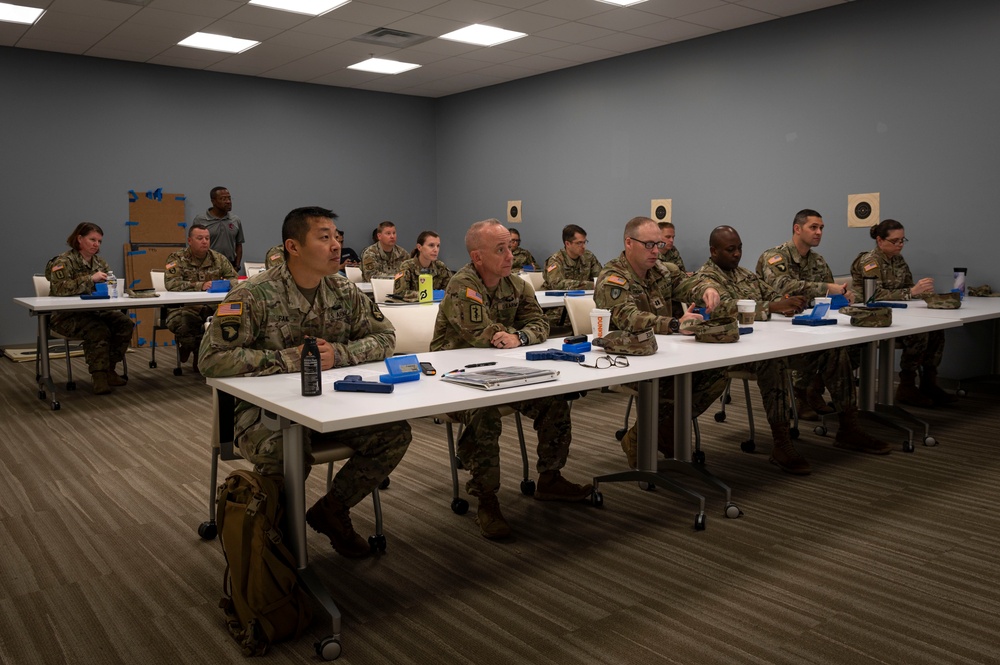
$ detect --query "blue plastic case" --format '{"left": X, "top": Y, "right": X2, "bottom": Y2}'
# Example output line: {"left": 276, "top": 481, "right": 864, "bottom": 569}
{"left": 380, "top": 354, "right": 422, "bottom": 384}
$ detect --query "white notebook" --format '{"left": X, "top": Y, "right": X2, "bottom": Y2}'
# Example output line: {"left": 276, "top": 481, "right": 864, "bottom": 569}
{"left": 441, "top": 365, "right": 559, "bottom": 391}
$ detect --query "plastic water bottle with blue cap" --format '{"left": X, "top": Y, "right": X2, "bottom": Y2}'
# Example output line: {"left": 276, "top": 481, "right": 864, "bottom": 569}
{"left": 107, "top": 270, "right": 118, "bottom": 298}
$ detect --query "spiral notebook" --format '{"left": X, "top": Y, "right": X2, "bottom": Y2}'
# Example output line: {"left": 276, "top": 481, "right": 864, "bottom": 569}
{"left": 441, "top": 365, "right": 559, "bottom": 391}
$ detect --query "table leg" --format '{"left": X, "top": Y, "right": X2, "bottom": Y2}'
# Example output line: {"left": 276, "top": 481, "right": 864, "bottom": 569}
{"left": 36, "top": 313, "right": 59, "bottom": 409}
{"left": 872, "top": 337, "right": 934, "bottom": 449}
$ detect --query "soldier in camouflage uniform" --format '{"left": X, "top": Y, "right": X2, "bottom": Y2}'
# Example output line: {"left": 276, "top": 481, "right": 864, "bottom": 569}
{"left": 264, "top": 244, "right": 285, "bottom": 268}
{"left": 360, "top": 220, "right": 408, "bottom": 281}
{"left": 682, "top": 226, "right": 816, "bottom": 474}
{"left": 431, "top": 218, "right": 594, "bottom": 539}
{"left": 45, "top": 222, "right": 133, "bottom": 394}
{"left": 657, "top": 221, "right": 687, "bottom": 273}
{"left": 164, "top": 224, "right": 239, "bottom": 370}
{"left": 851, "top": 219, "right": 952, "bottom": 407}
{"left": 542, "top": 224, "right": 602, "bottom": 289}
{"left": 393, "top": 231, "right": 451, "bottom": 302}
{"left": 200, "top": 207, "right": 411, "bottom": 558}
{"left": 509, "top": 227, "right": 538, "bottom": 272}
{"left": 595, "top": 217, "right": 727, "bottom": 467}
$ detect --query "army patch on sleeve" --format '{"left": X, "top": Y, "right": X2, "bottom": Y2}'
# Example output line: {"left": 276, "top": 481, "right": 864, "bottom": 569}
{"left": 216, "top": 301, "right": 242, "bottom": 317}
{"left": 610, "top": 287, "right": 622, "bottom": 300}
{"left": 470, "top": 304, "right": 483, "bottom": 323}
{"left": 268, "top": 253, "right": 282, "bottom": 263}
{"left": 219, "top": 320, "right": 240, "bottom": 342}
{"left": 546, "top": 263, "right": 557, "bottom": 273}
{"left": 767, "top": 255, "right": 783, "bottom": 265}
{"left": 775, "top": 263, "right": 787, "bottom": 273}
{"left": 465, "top": 288, "right": 483, "bottom": 304}
{"left": 370, "top": 300, "right": 385, "bottom": 321}
{"left": 394, "top": 272, "right": 403, "bottom": 280}
{"left": 166, "top": 261, "right": 176, "bottom": 270}
{"left": 863, "top": 261, "right": 878, "bottom": 273}
{"left": 606, "top": 275, "right": 627, "bottom": 287}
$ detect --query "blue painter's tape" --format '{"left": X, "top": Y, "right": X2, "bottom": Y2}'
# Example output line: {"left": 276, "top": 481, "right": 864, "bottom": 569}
{"left": 138, "top": 337, "right": 148, "bottom": 346}
{"left": 128, "top": 279, "right": 140, "bottom": 288}
{"left": 125, "top": 220, "right": 138, "bottom": 226}
{"left": 177, "top": 222, "right": 187, "bottom": 228}
{"left": 145, "top": 188, "right": 163, "bottom": 202}
{"left": 175, "top": 196, "right": 186, "bottom": 201}
{"left": 128, "top": 190, "right": 137, "bottom": 202}
{"left": 127, "top": 249, "right": 148, "bottom": 256}
{"left": 128, "top": 312, "right": 137, "bottom": 320}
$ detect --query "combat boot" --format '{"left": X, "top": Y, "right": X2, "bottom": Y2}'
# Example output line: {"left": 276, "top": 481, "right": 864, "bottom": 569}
{"left": 768, "top": 422, "right": 811, "bottom": 475}
{"left": 107, "top": 365, "right": 127, "bottom": 387}
{"left": 920, "top": 366, "right": 957, "bottom": 406}
{"left": 475, "top": 492, "right": 511, "bottom": 539}
{"left": 896, "top": 369, "right": 933, "bottom": 408}
{"left": 91, "top": 371, "right": 111, "bottom": 395}
{"left": 834, "top": 407, "right": 891, "bottom": 455}
{"left": 793, "top": 387, "right": 819, "bottom": 421}
{"left": 534, "top": 470, "right": 593, "bottom": 502}
{"left": 806, "top": 376, "right": 835, "bottom": 415}
{"left": 620, "top": 426, "right": 637, "bottom": 468}
{"left": 306, "top": 494, "right": 371, "bottom": 558}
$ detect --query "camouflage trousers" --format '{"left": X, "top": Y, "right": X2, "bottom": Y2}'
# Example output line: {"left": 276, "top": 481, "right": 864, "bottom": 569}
{"left": 788, "top": 347, "right": 857, "bottom": 410}
{"left": 166, "top": 305, "right": 213, "bottom": 349}
{"left": 237, "top": 407, "right": 411, "bottom": 508}
{"left": 449, "top": 395, "right": 572, "bottom": 497}
{"left": 729, "top": 357, "right": 791, "bottom": 425}
{"left": 898, "top": 330, "right": 945, "bottom": 371}
{"left": 625, "top": 368, "right": 728, "bottom": 424}
{"left": 50, "top": 310, "right": 133, "bottom": 373}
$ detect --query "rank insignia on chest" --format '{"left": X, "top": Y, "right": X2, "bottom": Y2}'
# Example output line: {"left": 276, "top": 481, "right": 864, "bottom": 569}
{"left": 470, "top": 304, "right": 483, "bottom": 323}
{"left": 652, "top": 297, "right": 664, "bottom": 310}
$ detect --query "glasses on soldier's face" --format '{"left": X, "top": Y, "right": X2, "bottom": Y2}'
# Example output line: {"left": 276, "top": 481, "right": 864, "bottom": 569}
{"left": 629, "top": 237, "right": 667, "bottom": 251}
{"left": 579, "top": 355, "right": 629, "bottom": 369}
{"left": 884, "top": 237, "right": 908, "bottom": 246}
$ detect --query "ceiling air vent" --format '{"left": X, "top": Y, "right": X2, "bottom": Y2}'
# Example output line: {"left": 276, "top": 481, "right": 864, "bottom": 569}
{"left": 352, "top": 28, "right": 432, "bottom": 49}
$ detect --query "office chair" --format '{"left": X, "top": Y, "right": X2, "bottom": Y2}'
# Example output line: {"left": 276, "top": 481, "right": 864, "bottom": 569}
{"left": 713, "top": 370, "right": 799, "bottom": 453}
{"left": 243, "top": 261, "right": 266, "bottom": 277}
{"left": 344, "top": 266, "right": 363, "bottom": 283}
{"left": 148, "top": 269, "right": 183, "bottom": 375}
{"left": 518, "top": 271, "right": 545, "bottom": 292}
{"left": 370, "top": 278, "right": 395, "bottom": 303}
{"left": 32, "top": 274, "right": 81, "bottom": 390}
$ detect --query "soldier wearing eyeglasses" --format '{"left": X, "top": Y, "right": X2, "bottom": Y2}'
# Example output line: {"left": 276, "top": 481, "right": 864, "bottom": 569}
{"left": 542, "top": 224, "right": 602, "bottom": 289}
{"left": 851, "top": 219, "right": 952, "bottom": 407}
{"left": 595, "top": 216, "right": 727, "bottom": 467}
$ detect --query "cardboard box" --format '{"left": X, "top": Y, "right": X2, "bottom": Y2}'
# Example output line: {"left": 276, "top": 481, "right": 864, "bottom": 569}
{"left": 130, "top": 308, "right": 175, "bottom": 349}
{"left": 125, "top": 244, "right": 184, "bottom": 290}
{"left": 127, "top": 190, "right": 187, "bottom": 244}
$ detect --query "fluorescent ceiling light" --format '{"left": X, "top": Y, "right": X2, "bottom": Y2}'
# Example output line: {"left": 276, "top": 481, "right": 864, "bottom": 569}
{"left": 348, "top": 58, "right": 421, "bottom": 75}
{"left": 439, "top": 24, "right": 526, "bottom": 47}
{"left": 0, "top": 2, "right": 45, "bottom": 25}
{"left": 248, "top": 0, "right": 350, "bottom": 17}
{"left": 178, "top": 32, "right": 259, "bottom": 54}
{"left": 596, "top": 0, "right": 648, "bottom": 6}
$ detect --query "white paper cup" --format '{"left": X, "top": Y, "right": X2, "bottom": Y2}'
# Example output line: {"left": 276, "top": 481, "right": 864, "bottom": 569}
{"left": 590, "top": 308, "right": 611, "bottom": 338}
{"left": 736, "top": 299, "right": 756, "bottom": 326}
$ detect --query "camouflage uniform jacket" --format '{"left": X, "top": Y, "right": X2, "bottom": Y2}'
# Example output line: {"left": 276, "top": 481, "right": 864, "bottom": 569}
{"left": 264, "top": 245, "right": 285, "bottom": 268}
{"left": 164, "top": 248, "right": 238, "bottom": 291}
{"left": 851, "top": 247, "right": 914, "bottom": 302}
{"left": 511, "top": 247, "right": 538, "bottom": 272}
{"left": 431, "top": 263, "right": 549, "bottom": 350}
{"left": 45, "top": 249, "right": 108, "bottom": 295}
{"left": 361, "top": 243, "right": 408, "bottom": 281}
{"left": 542, "top": 248, "right": 602, "bottom": 289}
{"left": 658, "top": 247, "right": 686, "bottom": 273}
{"left": 393, "top": 258, "right": 451, "bottom": 302}
{"left": 684, "top": 259, "right": 779, "bottom": 321}
{"left": 595, "top": 253, "right": 685, "bottom": 335}
{"left": 755, "top": 240, "right": 832, "bottom": 299}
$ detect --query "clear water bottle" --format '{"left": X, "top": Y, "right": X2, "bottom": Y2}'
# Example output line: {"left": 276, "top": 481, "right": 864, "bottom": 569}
{"left": 953, "top": 267, "right": 966, "bottom": 300}
{"left": 107, "top": 270, "right": 118, "bottom": 298}
{"left": 301, "top": 337, "right": 321, "bottom": 396}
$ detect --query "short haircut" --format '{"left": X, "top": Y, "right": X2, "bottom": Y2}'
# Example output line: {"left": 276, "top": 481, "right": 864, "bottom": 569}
{"left": 209, "top": 186, "right": 228, "bottom": 199}
{"left": 709, "top": 225, "right": 739, "bottom": 248}
{"left": 67, "top": 222, "right": 104, "bottom": 250}
{"left": 465, "top": 218, "right": 504, "bottom": 255}
{"left": 335, "top": 228, "right": 344, "bottom": 238}
{"left": 870, "top": 219, "right": 904, "bottom": 240}
{"left": 281, "top": 207, "right": 338, "bottom": 254}
{"left": 377, "top": 221, "right": 396, "bottom": 234}
{"left": 657, "top": 221, "right": 675, "bottom": 231}
{"left": 793, "top": 209, "right": 822, "bottom": 228}
{"left": 509, "top": 227, "right": 521, "bottom": 239}
{"left": 188, "top": 223, "right": 209, "bottom": 238}
{"left": 624, "top": 216, "right": 655, "bottom": 242}
{"left": 412, "top": 230, "right": 440, "bottom": 258}
{"left": 562, "top": 224, "right": 587, "bottom": 243}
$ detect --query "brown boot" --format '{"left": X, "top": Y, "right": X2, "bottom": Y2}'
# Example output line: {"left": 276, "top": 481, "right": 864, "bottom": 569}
{"left": 794, "top": 387, "right": 819, "bottom": 421}
{"left": 768, "top": 422, "right": 811, "bottom": 475}
{"left": 91, "top": 371, "right": 111, "bottom": 395}
{"left": 920, "top": 366, "right": 957, "bottom": 406}
{"left": 534, "top": 470, "right": 593, "bottom": 502}
{"left": 475, "top": 492, "right": 511, "bottom": 539}
{"left": 620, "top": 426, "right": 637, "bottom": 468}
{"left": 834, "top": 407, "right": 891, "bottom": 455}
{"left": 806, "top": 376, "right": 835, "bottom": 415}
{"left": 896, "top": 369, "right": 933, "bottom": 408}
{"left": 107, "top": 366, "right": 127, "bottom": 387}
{"left": 306, "top": 494, "right": 371, "bottom": 558}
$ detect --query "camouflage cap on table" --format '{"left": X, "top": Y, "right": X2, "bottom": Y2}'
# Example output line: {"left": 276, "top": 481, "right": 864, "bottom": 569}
{"left": 967, "top": 284, "right": 1000, "bottom": 297}
{"left": 921, "top": 292, "right": 962, "bottom": 309}
{"left": 679, "top": 315, "right": 740, "bottom": 343}
{"left": 592, "top": 329, "right": 658, "bottom": 355}
{"left": 840, "top": 305, "right": 892, "bottom": 327}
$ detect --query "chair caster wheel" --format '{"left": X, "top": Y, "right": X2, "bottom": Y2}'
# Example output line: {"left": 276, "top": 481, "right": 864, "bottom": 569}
{"left": 614, "top": 428, "right": 626, "bottom": 441}
{"left": 454, "top": 456, "right": 464, "bottom": 470}
{"left": 149, "top": 361, "right": 157, "bottom": 368}
{"left": 520, "top": 479, "right": 535, "bottom": 496}
{"left": 173, "top": 367, "right": 183, "bottom": 376}
{"left": 51, "top": 401, "right": 60, "bottom": 411}
{"left": 692, "top": 450, "right": 706, "bottom": 465}
{"left": 368, "top": 534, "right": 387, "bottom": 553}
{"left": 923, "top": 436, "right": 937, "bottom": 447}
{"left": 790, "top": 426, "right": 799, "bottom": 440}
{"left": 590, "top": 490, "right": 604, "bottom": 507}
{"left": 956, "top": 388, "right": 966, "bottom": 397}
{"left": 66, "top": 381, "right": 76, "bottom": 391}
{"left": 714, "top": 412, "right": 726, "bottom": 423}
{"left": 724, "top": 503, "right": 743, "bottom": 519}
{"left": 451, "top": 498, "right": 469, "bottom": 515}
{"left": 724, "top": 394, "right": 732, "bottom": 404}
{"left": 903, "top": 440, "right": 915, "bottom": 453}
{"left": 740, "top": 440, "right": 755, "bottom": 453}
{"left": 315, "top": 637, "right": 341, "bottom": 660}
{"left": 379, "top": 476, "right": 390, "bottom": 490}
{"left": 814, "top": 426, "right": 827, "bottom": 436}
{"left": 694, "top": 513, "right": 706, "bottom": 531}
{"left": 638, "top": 481, "right": 656, "bottom": 492}
{"left": 198, "top": 521, "right": 217, "bottom": 540}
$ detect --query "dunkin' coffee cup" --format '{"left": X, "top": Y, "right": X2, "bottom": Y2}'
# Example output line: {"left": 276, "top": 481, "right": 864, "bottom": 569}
{"left": 590, "top": 308, "right": 611, "bottom": 339}
{"left": 736, "top": 299, "right": 756, "bottom": 326}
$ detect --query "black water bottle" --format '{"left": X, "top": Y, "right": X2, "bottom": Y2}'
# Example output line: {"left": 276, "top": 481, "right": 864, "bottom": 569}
{"left": 301, "top": 337, "right": 321, "bottom": 396}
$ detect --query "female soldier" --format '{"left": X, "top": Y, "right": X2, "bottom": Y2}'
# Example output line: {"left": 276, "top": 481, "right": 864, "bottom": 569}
{"left": 392, "top": 231, "right": 451, "bottom": 302}
{"left": 851, "top": 219, "right": 952, "bottom": 407}
{"left": 45, "top": 222, "right": 134, "bottom": 394}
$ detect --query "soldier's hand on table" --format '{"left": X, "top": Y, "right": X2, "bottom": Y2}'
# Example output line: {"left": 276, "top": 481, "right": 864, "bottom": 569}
{"left": 202, "top": 281, "right": 212, "bottom": 291}
{"left": 299, "top": 337, "right": 335, "bottom": 370}
{"left": 702, "top": 288, "right": 721, "bottom": 313}
{"left": 911, "top": 277, "right": 935, "bottom": 296}
{"left": 770, "top": 295, "right": 807, "bottom": 316}
{"left": 491, "top": 331, "right": 520, "bottom": 348}
{"left": 678, "top": 303, "right": 702, "bottom": 335}
{"left": 92, "top": 271, "right": 107, "bottom": 283}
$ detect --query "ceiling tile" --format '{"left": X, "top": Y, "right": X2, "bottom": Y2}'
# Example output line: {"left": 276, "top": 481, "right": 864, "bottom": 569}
{"left": 681, "top": 3, "right": 776, "bottom": 30}
{"left": 534, "top": 20, "right": 613, "bottom": 44}
{"left": 382, "top": 13, "right": 466, "bottom": 37}
{"left": 291, "top": 16, "right": 374, "bottom": 39}
{"left": 219, "top": 4, "right": 314, "bottom": 30}
{"left": 205, "top": 41, "right": 314, "bottom": 75}
{"left": 0, "top": 24, "right": 30, "bottom": 47}
{"left": 270, "top": 30, "right": 344, "bottom": 50}
{"left": 422, "top": 0, "right": 513, "bottom": 23}
{"left": 123, "top": 8, "right": 214, "bottom": 31}
{"left": 145, "top": 0, "right": 244, "bottom": 19}
{"left": 579, "top": 7, "right": 668, "bottom": 31}
{"left": 584, "top": 31, "right": 662, "bottom": 53}
{"left": 84, "top": 45, "right": 159, "bottom": 62}
{"left": 200, "top": 18, "right": 287, "bottom": 41}
{"left": 486, "top": 34, "right": 567, "bottom": 55}
{"left": 316, "top": 1, "right": 410, "bottom": 27}
{"left": 735, "top": 0, "right": 846, "bottom": 17}
{"left": 23, "top": 10, "right": 122, "bottom": 36}
{"left": 148, "top": 45, "right": 233, "bottom": 67}
{"left": 543, "top": 42, "right": 616, "bottom": 63}
{"left": 505, "top": 51, "right": 576, "bottom": 72}
{"left": 359, "top": 0, "right": 443, "bottom": 12}
{"left": 49, "top": 0, "right": 139, "bottom": 20}
{"left": 636, "top": 0, "right": 729, "bottom": 19}
{"left": 627, "top": 17, "right": 715, "bottom": 41}
{"left": 13, "top": 37, "right": 89, "bottom": 54}
{"left": 522, "top": 0, "right": 610, "bottom": 22}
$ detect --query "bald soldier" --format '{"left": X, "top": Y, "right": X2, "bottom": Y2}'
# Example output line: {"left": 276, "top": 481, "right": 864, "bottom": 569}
{"left": 200, "top": 206, "right": 411, "bottom": 559}
{"left": 595, "top": 216, "right": 726, "bottom": 467}
{"left": 431, "top": 218, "right": 593, "bottom": 540}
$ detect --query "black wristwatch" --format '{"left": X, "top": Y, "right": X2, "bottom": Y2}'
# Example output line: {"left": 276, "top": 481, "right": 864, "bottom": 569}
{"left": 667, "top": 318, "right": 680, "bottom": 334}
{"left": 517, "top": 330, "right": 529, "bottom": 346}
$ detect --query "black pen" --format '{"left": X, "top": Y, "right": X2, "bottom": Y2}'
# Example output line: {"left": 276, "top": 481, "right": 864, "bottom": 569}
{"left": 445, "top": 368, "right": 465, "bottom": 375}
{"left": 465, "top": 362, "right": 497, "bottom": 368}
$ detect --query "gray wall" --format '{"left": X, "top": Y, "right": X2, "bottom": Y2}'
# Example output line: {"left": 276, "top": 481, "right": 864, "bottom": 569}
{"left": 434, "top": 0, "right": 1000, "bottom": 377}
{"left": 1, "top": 47, "right": 436, "bottom": 345}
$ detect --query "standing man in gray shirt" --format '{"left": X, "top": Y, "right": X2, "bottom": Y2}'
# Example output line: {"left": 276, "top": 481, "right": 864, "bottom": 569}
{"left": 193, "top": 186, "right": 244, "bottom": 272}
